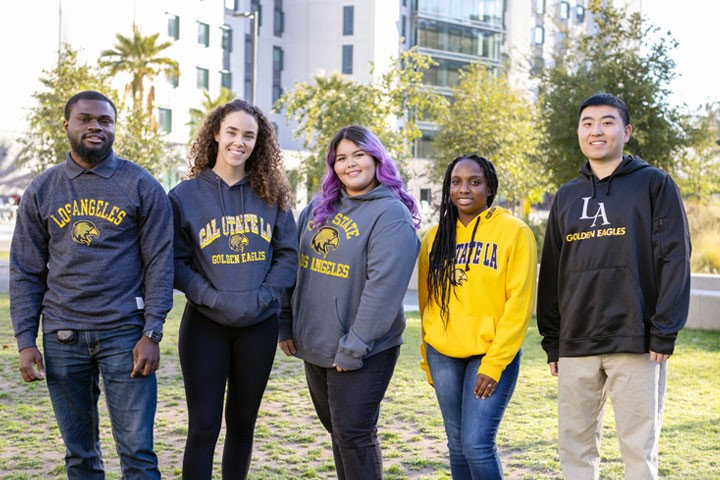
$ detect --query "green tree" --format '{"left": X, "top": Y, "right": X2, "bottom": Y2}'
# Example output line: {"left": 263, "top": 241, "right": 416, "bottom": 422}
{"left": 537, "top": 0, "right": 684, "bottom": 187}
{"left": 675, "top": 103, "right": 720, "bottom": 200}
{"left": 17, "top": 45, "right": 114, "bottom": 174}
{"left": 114, "top": 105, "right": 174, "bottom": 178}
{"left": 432, "top": 63, "right": 547, "bottom": 213}
{"left": 99, "top": 24, "right": 179, "bottom": 113}
{"left": 274, "top": 48, "right": 446, "bottom": 192}
{"left": 187, "top": 88, "right": 237, "bottom": 144}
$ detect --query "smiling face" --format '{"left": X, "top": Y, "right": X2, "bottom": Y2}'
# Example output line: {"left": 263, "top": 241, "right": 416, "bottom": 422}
{"left": 577, "top": 104, "right": 632, "bottom": 167}
{"left": 213, "top": 110, "right": 258, "bottom": 180}
{"left": 64, "top": 99, "right": 116, "bottom": 168}
{"left": 450, "top": 158, "right": 491, "bottom": 226}
{"left": 333, "top": 139, "right": 378, "bottom": 197}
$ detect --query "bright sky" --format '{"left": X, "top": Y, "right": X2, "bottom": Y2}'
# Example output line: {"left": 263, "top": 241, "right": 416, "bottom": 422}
{"left": 642, "top": 1, "right": 720, "bottom": 110}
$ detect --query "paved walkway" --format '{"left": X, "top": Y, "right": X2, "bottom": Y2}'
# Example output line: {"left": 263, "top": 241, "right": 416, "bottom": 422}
{"left": 0, "top": 220, "right": 420, "bottom": 311}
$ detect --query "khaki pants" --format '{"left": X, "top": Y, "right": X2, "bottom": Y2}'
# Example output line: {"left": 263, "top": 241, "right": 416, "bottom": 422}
{"left": 557, "top": 354, "right": 667, "bottom": 480}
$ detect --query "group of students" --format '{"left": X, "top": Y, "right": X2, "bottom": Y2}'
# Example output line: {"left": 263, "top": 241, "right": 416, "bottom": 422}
{"left": 9, "top": 90, "right": 690, "bottom": 480}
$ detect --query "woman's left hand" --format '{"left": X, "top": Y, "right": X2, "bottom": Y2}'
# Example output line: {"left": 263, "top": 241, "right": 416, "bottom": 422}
{"left": 332, "top": 364, "right": 349, "bottom": 372}
{"left": 474, "top": 374, "right": 498, "bottom": 400}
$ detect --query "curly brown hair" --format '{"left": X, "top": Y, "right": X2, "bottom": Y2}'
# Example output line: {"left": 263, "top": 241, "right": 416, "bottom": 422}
{"left": 186, "top": 99, "right": 293, "bottom": 209}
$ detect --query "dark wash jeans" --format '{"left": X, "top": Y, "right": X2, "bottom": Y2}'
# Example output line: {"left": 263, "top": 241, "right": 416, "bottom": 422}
{"left": 43, "top": 325, "right": 159, "bottom": 480}
{"left": 426, "top": 344, "right": 521, "bottom": 480}
{"left": 304, "top": 346, "right": 400, "bottom": 480}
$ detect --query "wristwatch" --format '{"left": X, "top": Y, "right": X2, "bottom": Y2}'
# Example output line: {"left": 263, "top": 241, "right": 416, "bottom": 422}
{"left": 142, "top": 330, "right": 163, "bottom": 343}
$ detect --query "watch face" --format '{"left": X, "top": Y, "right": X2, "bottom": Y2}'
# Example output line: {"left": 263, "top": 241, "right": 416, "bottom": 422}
{"left": 144, "top": 330, "right": 163, "bottom": 343}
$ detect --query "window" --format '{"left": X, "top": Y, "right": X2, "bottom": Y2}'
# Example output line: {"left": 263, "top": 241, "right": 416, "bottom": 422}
{"left": 534, "top": 0, "right": 545, "bottom": 15}
{"left": 251, "top": 0, "right": 262, "bottom": 29}
{"left": 196, "top": 67, "right": 209, "bottom": 89}
{"left": 274, "top": 0, "right": 284, "bottom": 37}
{"left": 420, "top": 188, "right": 431, "bottom": 203}
{"left": 167, "top": 14, "right": 180, "bottom": 40}
{"left": 401, "top": 15, "right": 406, "bottom": 39}
{"left": 576, "top": 4, "right": 586, "bottom": 23}
{"left": 221, "top": 25, "right": 232, "bottom": 52}
{"left": 559, "top": 2, "right": 570, "bottom": 21}
{"left": 197, "top": 22, "right": 210, "bottom": 47}
{"left": 220, "top": 70, "right": 232, "bottom": 89}
{"left": 158, "top": 108, "right": 172, "bottom": 133}
{"left": 533, "top": 26, "right": 545, "bottom": 45}
{"left": 343, "top": 6, "right": 354, "bottom": 36}
{"left": 342, "top": 45, "right": 353, "bottom": 74}
{"left": 167, "top": 72, "right": 179, "bottom": 88}
{"left": 224, "top": 0, "right": 237, "bottom": 10}
{"left": 273, "top": 47, "right": 284, "bottom": 103}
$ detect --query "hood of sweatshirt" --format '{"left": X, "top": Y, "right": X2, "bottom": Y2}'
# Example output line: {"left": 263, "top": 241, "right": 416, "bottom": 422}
{"left": 578, "top": 155, "right": 650, "bottom": 198}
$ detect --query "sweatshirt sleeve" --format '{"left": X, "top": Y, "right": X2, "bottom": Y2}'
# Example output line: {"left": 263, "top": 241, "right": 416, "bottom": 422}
{"left": 478, "top": 223, "right": 537, "bottom": 381}
{"left": 417, "top": 230, "right": 433, "bottom": 385}
{"left": 335, "top": 212, "right": 420, "bottom": 369}
{"left": 649, "top": 175, "right": 691, "bottom": 354}
{"left": 9, "top": 188, "right": 49, "bottom": 351}
{"left": 137, "top": 178, "right": 174, "bottom": 333}
{"left": 260, "top": 207, "right": 298, "bottom": 304}
{"left": 537, "top": 198, "right": 563, "bottom": 363}
{"left": 169, "top": 192, "right": 216, "bottom": 307}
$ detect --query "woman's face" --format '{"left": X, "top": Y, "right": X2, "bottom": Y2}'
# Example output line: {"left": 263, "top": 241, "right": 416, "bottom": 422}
{"left": 213, "top": 110, "right": 258, "bottom": 177}
{"left": 333, "top": 139, "right": 378, "bottom": 196}
{"left": 449, "top": 158, "right": 491, "bottom": 225}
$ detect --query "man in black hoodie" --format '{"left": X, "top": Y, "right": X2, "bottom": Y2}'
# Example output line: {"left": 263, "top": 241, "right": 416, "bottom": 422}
{"left": 537, "top": 93, "right": 691, "bottom": 480}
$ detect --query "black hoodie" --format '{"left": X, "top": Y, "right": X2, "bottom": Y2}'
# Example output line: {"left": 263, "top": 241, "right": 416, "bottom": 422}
{"left": 537, "top": 155, "right": 691, "bottom": 362}
{"left": 169, "top": 168, "right": 298, "bottom": 327}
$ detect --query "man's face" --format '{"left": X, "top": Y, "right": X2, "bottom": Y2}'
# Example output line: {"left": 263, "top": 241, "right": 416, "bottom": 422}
{"left": 64, "top": 99, "right": 116, "bottom": 167}
{"left": 577, "top": 105, "right": 632, "bottom": 163}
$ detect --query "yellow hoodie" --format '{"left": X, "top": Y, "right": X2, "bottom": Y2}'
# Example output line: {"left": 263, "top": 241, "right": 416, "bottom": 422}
{"left": 418, "top": 206, "right": 537, "bottom": 383}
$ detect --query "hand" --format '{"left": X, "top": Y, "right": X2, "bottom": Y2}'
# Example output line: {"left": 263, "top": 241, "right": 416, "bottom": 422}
{"left": 549, "top": 361, "right": 559, "bottom": 376}
{"left": 279, "top": 339, "right": 297, "bottom": 356}
{"left": 132, "top": 336, "right": 160, "bottom": 378}
{"left": 332, "top": 364, "right": 349, "bottom": 372}
{"left": 19, "top": 347, "right": 45, "bottom": 382}
{"left": 649, "top": 351, "right": 670, "bottom": 363}
{"left": 474, "top": 373, "right": 498, "bottom": 400}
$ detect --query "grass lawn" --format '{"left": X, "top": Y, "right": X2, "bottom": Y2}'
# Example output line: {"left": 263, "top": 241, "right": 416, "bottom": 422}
{"left": 0, "top": 293, "right": 718, "bottom": 479}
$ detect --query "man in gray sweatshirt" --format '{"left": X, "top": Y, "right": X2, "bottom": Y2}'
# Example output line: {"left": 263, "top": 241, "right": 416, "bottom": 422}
{"left": 10, "top": 90, "right": 174, "bottom": 479}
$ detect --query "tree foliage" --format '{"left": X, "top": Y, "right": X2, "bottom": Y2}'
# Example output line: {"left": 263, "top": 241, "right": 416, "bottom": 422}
{"left": 537, "top": 0, "right": 685, "bottom": 187}
{"left": 114, "top": 106, "right": 175, "bottom": 178}
{"left": 99, "top": 24, "right": 179, "bottom": 113}
{"left": 274, "top": 48, "right": 446, "bottom": 192}
{"left": 675, "top": 104, "right": 720, "bottom": 200}
{"left": 432, "top": 63, "right": 547, "bottom": 210}
{"left": 16, "top": 46, "right": 114, "bottom": 174}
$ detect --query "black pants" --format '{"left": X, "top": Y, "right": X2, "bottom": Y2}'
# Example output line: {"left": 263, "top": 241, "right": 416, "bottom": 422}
{"left": 304, "top": 346, "right": 400, "bottom": 480}
{"left": 179, "top": 303, "right": 278, "bottom": 480}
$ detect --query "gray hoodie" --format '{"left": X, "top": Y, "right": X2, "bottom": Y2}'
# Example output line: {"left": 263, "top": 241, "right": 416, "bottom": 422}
{"left": 169, "top": 168, "right": 298, "bottom": 327}
{"left": 279, "top": 185, "right": 420, "bottom": 370}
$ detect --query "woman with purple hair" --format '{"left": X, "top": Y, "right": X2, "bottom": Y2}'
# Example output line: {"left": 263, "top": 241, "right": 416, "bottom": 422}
{"left": 279, "top": 125, "right": 421, "bottom": 479}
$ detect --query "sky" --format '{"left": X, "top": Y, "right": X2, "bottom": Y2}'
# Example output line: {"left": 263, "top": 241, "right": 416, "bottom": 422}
{"left": 642, "top": 1, "right": 720, "bottom": 110}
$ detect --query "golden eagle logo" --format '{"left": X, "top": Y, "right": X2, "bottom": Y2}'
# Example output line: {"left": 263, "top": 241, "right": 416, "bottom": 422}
{"left": 71, "top": 220, "right": 99, "bottom": 246}
{"left": 311, "top": 226, "right": 340, "bottom": 258}
{"left": 229, "top": 233, "right": 250, "bottom": 252}
{"left": 453, "top": 268, "right": 468, "bottom": 286}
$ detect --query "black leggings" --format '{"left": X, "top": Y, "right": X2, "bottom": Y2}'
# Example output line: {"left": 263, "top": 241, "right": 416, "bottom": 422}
{"left": 178, "top": 303, "right": 278, "bottom": 480}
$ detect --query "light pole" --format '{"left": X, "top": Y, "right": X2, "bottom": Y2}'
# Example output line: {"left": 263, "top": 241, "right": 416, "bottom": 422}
{"left": 232, "top": 10, "right": 258, "bottom": 105}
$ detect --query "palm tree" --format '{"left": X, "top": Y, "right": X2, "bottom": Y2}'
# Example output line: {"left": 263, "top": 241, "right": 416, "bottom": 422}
{"left": 99, "top": 24, "right": 179, "bottom": 113}
{"left": 186, "top": 88, "right": 238, "bottom": 143}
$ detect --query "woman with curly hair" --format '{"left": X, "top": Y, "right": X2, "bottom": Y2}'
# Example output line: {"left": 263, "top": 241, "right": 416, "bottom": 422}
{"left": 169, "top": 99, "right": 298, "bottom": 479}
{"left": 278, "top": 125, "right": 420, "bottom": 479}
{"left": 418, "top": 155, "right": 537, "bottom": 479}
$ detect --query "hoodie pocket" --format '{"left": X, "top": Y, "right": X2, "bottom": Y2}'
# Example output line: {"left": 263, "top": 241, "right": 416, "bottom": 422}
{"left": 294, "top": 295, "right": 347, "bottom": 359}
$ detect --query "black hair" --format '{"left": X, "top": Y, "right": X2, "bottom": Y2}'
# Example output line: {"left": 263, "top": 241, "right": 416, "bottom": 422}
{"left": 427, "top": 154, "right": 499, "bottom": 325}
{"left": 64, "top": 91, "right": 117, "bottom": 121}
{"left": 578, "top": 93, "right": 630, "bottom": 126}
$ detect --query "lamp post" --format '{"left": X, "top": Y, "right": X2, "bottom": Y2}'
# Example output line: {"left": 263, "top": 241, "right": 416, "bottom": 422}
{"left": 233, "top": 10, "right": 258, "bottom": 105}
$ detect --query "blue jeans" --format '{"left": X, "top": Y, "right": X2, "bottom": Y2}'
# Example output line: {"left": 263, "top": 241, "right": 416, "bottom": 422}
{"left": 43, "top": 325, "right": 159, "bottom": 480}
{"left": 426, "top": 344, "right": 521, "bottom": 480}
{"left": 304, "top": 346, "right": 400, "bottom": 480}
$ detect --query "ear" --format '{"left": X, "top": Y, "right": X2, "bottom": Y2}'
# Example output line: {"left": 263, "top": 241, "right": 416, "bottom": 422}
{"left": 624, "top": 124, "right": 633, "bottom": 142}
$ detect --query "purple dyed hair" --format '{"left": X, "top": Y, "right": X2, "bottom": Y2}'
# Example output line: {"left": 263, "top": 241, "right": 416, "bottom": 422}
{"left": 310, "top": 125, "right": 421, "bottom": 229}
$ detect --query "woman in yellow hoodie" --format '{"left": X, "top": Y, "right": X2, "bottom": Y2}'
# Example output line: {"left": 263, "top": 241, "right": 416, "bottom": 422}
{"left": 418, "top": 155, "right": 537, "bottom": 479}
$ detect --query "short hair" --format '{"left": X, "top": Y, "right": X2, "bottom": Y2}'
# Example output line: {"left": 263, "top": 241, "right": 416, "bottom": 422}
{"left": 64, "top": 91, "right": 117, "bottom": 121}
{"left": 578, "top": 93, "right": 630, "bottom": 126}
{"left": 310, "top": 125, "right": 421, "bottom": 229}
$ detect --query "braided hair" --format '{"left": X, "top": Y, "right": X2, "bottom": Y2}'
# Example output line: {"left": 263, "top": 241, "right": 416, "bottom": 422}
{"left": 427, "top": 154, "right": 499, "bottom": 325}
